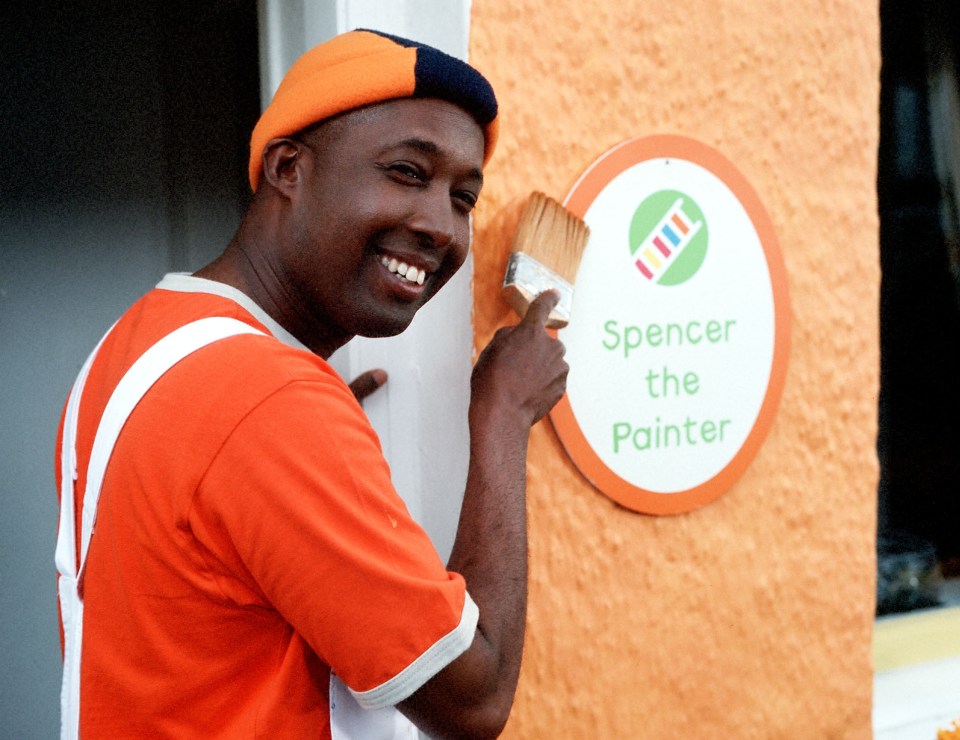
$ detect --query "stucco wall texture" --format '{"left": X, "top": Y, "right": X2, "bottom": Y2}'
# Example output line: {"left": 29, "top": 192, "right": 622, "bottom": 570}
{"left": 470, "top": 1, "right": 880, "bottom": 737}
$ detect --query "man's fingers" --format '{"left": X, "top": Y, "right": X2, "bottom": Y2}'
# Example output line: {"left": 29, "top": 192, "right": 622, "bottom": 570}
{"left": 349, "top": 369, "right": 388, "bottom": 402}
{"left": 521, "top": 290, "right": 561, "bottom": 328}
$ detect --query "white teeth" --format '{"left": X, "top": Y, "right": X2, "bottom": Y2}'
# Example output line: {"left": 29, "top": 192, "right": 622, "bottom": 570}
{"left": 381, "top": 255, "right": 428, "bottom": 285}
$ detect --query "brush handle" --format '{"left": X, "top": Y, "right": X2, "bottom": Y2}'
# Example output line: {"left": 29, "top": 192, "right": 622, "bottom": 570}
{"left": 502, "top": 252, "right": 574, "bottom": 329}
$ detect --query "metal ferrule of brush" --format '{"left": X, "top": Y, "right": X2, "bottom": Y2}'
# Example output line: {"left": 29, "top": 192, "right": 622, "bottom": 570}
{"left": 502, "top": 252, "right": 574, "bottom": 329}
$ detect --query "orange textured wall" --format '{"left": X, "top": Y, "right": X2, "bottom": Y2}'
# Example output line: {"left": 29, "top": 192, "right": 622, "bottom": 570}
{"left": 470, "top": 1, "right": 880, "bottom": 737}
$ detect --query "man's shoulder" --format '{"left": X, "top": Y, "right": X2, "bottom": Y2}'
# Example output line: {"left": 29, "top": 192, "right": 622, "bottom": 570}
{"left": 110, "top": 284, "right": 354, "bottom": 415}
{"left": 188, "top": 329, "right": 345, "bottom": 398}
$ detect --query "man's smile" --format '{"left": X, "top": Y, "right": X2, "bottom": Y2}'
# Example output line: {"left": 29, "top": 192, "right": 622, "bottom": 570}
{"left": 379, "top": 252, "right": 432, "bottom": 286}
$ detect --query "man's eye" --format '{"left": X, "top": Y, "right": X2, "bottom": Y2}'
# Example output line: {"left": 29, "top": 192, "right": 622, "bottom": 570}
{"left": 453, "top": 191, "right": 478, "bottom": 212}
{"left": 388, "top": 163, "right": 426, "bottom": 182}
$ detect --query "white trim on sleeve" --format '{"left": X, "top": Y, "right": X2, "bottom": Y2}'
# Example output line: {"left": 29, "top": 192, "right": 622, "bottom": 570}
{"left": 351, "top": 591, "right": 480, "bottom": 710}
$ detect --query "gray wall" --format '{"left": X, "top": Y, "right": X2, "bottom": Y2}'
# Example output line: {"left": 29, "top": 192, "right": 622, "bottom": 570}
{"left": 0, "top": 2, "right": 259, "bottom": 736}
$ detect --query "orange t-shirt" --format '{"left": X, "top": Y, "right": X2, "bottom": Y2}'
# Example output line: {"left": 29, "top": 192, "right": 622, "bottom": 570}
{"left": 56, "top": 274, "right": 476, "bottom": 738}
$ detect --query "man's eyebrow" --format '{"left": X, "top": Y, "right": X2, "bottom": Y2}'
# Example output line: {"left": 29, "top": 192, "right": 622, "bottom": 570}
{"left": 385, "top": 138, "right": 484, "bottom": 184}
{"left": 392, "top": 138, "right": 440, "bottom": 155}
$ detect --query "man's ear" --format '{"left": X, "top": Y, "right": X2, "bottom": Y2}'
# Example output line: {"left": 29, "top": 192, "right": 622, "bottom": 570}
{"left": 260, "top": 138, "right": 306, "bottom": 196}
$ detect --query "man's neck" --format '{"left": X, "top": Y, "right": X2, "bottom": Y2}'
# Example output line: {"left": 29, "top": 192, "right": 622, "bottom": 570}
{"left": 194, "top": 222, "right": 350, "bottom": 359}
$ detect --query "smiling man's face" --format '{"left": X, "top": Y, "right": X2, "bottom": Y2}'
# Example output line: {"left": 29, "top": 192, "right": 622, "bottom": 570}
{"left": 276, "top": 97, "right": 485, "bottom": 353}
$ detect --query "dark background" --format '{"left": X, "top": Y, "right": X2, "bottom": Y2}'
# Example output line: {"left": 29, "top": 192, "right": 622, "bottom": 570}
{"left": 877, "top": 0, "right": 960, "bottom": 611}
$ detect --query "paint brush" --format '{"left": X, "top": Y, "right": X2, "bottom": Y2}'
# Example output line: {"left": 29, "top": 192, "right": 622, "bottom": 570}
{"left": 501, "top": 191, "right": 590, "bottom": 329}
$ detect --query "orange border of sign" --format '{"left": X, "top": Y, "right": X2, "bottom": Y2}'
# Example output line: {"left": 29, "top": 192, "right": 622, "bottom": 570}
{"left": 551, "top": 135, "right": 791, "bottom": 515}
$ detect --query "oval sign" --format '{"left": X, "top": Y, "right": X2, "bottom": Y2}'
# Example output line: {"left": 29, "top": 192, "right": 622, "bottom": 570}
{"left": 551, "top": 135, "right": 791, "bottom": 515}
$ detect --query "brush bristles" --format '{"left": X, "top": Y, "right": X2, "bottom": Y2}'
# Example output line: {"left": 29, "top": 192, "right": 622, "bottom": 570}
{"left": 511, "top": 192, "right": 590, "bottom": 285}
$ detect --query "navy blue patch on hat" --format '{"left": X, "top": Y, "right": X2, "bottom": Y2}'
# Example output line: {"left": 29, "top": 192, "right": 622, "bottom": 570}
{"left": 362, "top": 29, "right": 498, "bottom": 127}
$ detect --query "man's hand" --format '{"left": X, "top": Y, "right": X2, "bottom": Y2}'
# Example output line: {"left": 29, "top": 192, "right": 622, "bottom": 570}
{"left": 470, "top": 290, "right": 569, "bottom": 427}
{"left": 348, "top": 369, "right": 388, "bottom": 403}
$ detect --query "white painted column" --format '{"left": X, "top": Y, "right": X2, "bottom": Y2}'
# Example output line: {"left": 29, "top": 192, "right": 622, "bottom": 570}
{"left": 256, "top": 0, "right": 474, "bottom": 561}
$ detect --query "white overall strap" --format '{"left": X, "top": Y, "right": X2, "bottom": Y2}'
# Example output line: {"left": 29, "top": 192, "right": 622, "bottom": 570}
{"left": 55, "top": 324, "right": 115, "bottom": 740}
{"left": 329, "top": 675, "right": 420, "bottom": 740}
{"left": 56, "top": 317, "right": 266, "bottom": 740}
{"left": 56, "top": 323, "right": 115, "bottom": 584}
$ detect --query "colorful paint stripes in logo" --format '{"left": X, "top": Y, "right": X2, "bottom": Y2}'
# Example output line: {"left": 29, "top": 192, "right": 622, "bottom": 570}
{"left": 634, "top": 198, "right": 702, "bottom": 280}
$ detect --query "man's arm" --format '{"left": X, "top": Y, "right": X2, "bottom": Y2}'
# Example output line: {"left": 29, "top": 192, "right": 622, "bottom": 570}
{"left": 398, "top": 290, "right": 568, "bottom": 739}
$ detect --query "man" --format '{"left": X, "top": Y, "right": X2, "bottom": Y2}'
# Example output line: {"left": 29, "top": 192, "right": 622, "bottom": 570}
{"left": 55, "top": 29, "right": 567, "bottom": 739}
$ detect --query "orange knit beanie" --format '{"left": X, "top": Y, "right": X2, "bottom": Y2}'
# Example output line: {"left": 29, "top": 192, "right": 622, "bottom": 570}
{"left": 248, "top": 29, "right": 499, "bottom": 191}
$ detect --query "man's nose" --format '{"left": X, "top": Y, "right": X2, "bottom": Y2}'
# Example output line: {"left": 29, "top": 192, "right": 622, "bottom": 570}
{"left": 407, "top": 191, "right": 456, "bottom": 249}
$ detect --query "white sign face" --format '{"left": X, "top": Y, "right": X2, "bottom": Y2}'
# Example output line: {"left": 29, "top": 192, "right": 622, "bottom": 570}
{"left": 551, "top": 136, "right": 790, "bottom": 515}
